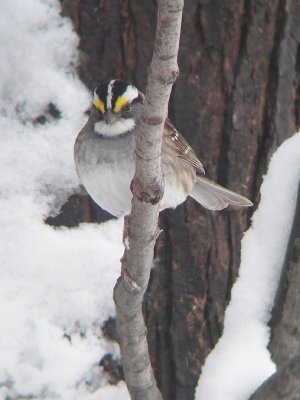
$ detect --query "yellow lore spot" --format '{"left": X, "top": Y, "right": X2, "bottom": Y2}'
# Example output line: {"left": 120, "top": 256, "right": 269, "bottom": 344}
{"left": 114, "top": 96, "right": 128, "bottom": 113}
{"left": 93, "top": 95, "right": 105, "bottom": 113}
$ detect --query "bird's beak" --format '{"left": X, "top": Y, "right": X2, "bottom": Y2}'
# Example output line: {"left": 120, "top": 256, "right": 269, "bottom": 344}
{"left": 104, "top": 109, "right": 117, "bottom": 125}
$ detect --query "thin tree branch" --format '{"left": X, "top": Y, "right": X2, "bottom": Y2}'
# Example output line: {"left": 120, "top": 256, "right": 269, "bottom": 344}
{"left": 113, "top": 1, "right": 184, "bottom": 399}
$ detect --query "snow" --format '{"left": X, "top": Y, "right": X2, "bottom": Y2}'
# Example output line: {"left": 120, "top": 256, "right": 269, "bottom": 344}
{"left": 1, "top": 0, "right": 299, "bottom": 399}
{"left": 196, "top": 132, "right": 300, "bottom": 400}
{"left": 0, "top": 0, "right": 129, "bottom": 398}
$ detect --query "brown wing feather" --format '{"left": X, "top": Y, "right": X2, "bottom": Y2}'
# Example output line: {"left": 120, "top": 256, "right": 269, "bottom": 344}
{"left": 163, "top": 118, "right": 205, "bottom": 175}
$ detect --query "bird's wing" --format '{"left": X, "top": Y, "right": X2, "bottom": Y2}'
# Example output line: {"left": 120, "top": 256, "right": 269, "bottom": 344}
{"left": 163, "top": 118, "right": 205, "bottom": 175}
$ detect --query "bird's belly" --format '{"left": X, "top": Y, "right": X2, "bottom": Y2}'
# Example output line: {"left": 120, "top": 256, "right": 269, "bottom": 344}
{"left": 161, "top": 179, "right": 190, "bottom": 210}
{"left": 77, "top": 160, "right": 134, "bottom": 217}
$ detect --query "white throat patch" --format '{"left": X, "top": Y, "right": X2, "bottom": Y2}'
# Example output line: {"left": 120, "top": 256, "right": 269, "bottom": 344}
{"left": 94, "top": 118, "right": 136, "bottom": 137}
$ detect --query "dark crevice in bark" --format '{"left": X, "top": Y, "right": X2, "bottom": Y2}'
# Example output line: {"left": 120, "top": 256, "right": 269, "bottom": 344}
{"left": 203, "top": 247, "right": 215, "bottom": 349}
{"left": 217, "top": 51, "right": 230, "bottom": 187}
{"left": 234, "top": 0, "right": 253, "bottom": 80}
{"left": 120, "top": 0, "right": 137, "bottom": 82}
{"left": 226, "top": 216, "right": 235, "bottom": 302}
{"left": 295, "top": 44, "right": 300, "bottom": 128}
{"left": 217, "top": 0, "right": 252, "bottom": 188}
{"left": 168, "top": 81, "right": 177, "bottom": 127}
{"left": 194, "top": 2, "right": 205, "bottom": 48}
{"left": 197, "top": 0, "right": 224, "bottom": 52}
{"left": 252, "top": 0, "right": 287, "bottom": 198}
{"left": 205, "top": 214, "right": 224, "bottom": 347}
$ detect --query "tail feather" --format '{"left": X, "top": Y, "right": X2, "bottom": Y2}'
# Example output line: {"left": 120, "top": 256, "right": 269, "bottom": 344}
{"left": 190, "top": 176, "right": 253, "bottom": 211}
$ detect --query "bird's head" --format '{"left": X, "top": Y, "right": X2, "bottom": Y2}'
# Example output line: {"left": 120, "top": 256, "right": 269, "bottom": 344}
{"left": 91, "top": 79, "right": 144, "bottom": 137}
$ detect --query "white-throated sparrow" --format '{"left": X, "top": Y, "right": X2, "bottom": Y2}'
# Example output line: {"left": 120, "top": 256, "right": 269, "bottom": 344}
{"left": 74, "top": 79, "right": 252, "bottom": 217}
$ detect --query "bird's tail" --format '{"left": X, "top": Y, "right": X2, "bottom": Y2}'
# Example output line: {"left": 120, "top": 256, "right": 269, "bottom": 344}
{"left": 189, "top": 176, "right": 253, "bottom": 211}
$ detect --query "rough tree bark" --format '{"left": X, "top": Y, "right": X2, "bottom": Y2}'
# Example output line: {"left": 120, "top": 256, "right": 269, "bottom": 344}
{"left": 249, "top": 354, "right": 300, "bottom": 400}
{"left": 56, "top": 1, "right": 300, "bottom": 399}
{"left": 113, "top": 1, "right": 183, "bottom": 399}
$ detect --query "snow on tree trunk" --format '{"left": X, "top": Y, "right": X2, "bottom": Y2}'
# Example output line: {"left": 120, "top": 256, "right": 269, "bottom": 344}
{"left": 269, "top": 182, "right": 300, "bottom": 367}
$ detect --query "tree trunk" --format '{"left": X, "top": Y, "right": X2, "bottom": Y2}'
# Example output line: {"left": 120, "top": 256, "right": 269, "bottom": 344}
{"left": 249, "top": 354, "right": 300, "bottom": 400}
{"left": 58, "top": 1, "right": 300, "bottom": 399}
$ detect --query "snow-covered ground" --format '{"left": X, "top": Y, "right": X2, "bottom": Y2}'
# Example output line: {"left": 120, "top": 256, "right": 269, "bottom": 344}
{"left": 0, "top": 1, "right": 299, "bottom": 399}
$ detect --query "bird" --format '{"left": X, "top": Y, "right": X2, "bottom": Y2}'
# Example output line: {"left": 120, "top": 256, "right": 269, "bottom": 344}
{"left": 74, "top": 79, "right": 252, "bottom": 217}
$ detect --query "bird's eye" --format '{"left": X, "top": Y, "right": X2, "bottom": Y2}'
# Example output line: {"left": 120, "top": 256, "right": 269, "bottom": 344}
{"left": 123, "top": 103, "right": 132, "bottom": 112}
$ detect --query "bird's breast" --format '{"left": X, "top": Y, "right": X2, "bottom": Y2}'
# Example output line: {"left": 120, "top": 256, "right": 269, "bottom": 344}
{"left": 74, "top": 132, "right": 135, "bottom": 217}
